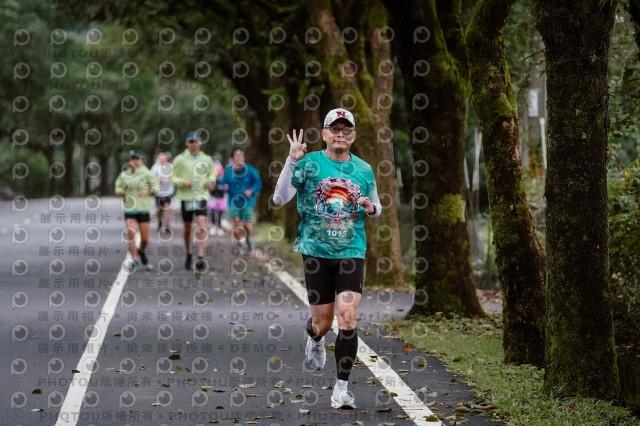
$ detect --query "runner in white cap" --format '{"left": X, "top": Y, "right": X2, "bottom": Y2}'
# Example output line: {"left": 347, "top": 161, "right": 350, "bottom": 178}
{"left": 273, "top": 108, "right": 382, "bottom": 409}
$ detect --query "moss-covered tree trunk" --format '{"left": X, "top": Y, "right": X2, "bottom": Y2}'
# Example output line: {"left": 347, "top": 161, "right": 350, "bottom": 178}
{"left": 384, "top": 0, "right": 486, "bottom": 317}
{"left": 367, "top": 2, "right": 405, "bottom": 290}
{"left": 307, "top": 0, "right": 407, "bottom": 290}
{"left": 535, "top": 0, "right": 620, "bottom": 399}
{"left": 467, "top": 0, "right": 546, "bottom": 366}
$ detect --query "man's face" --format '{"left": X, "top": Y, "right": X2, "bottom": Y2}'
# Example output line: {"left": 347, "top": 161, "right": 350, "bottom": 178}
{"left": 129, "top": 157, "right": 142, "bottom": 168}
{"left": 232, "top": 150, "right": 245, "bottom": 169}
{"left": 322, "top": 119, "right": 356, "bottom": 154}
{"left": 187, "top": 139, "right": 201, "bottom": 154}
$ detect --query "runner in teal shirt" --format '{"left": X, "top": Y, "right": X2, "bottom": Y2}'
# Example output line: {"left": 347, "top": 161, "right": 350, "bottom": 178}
{"left": 291, "top": 149, "right": 378, "bottom": 259}
{"left": 272, "top": 108, "right": 381, "bottom": 410}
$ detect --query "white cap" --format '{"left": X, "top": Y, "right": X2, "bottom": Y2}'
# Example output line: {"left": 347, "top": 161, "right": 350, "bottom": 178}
{"left": 323, "top": 108, "right": 355, "bottom": 129}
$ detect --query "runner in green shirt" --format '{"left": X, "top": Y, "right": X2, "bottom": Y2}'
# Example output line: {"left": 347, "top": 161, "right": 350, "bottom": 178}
{"left": 170, "top": 131, "right": 217, "bottom": 271}
{"left": 115, "top": 150, "right": 160, "bottom": 272}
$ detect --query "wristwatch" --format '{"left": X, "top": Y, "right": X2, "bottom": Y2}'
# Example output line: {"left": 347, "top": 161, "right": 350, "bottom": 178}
{"left": 368, "top": 204, "right": 377, "bottom": 216}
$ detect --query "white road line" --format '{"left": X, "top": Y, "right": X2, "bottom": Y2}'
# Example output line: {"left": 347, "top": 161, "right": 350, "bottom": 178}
{"left": 273, "top": 269, "right": 442, "bottom": 426}
{"left": 55, "top": 254, "right": 133, "bottom": 425}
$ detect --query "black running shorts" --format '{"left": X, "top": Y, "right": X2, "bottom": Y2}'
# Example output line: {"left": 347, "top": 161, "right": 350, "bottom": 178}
{"left": 302, "top": 255, "right": 364, "bottom": 306}
{"left": 155, "top": 196, "right": 172, "bottom": 207}
{"left": 180, "top": 200, "right": 208, "bottom": 222}
{"left": 124, "top": 212, "right": 150, "bottom": 223}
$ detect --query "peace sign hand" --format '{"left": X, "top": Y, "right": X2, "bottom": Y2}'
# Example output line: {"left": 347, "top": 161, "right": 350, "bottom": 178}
{"left": 287, "top": 129, "right": 307, "bottom": 161}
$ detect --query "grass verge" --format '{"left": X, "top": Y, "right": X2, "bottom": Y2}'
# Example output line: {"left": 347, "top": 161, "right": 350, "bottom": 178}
{"left": 253, "top": 223, "right": 304, "bottom": 276}
{"left": 384, "top": 315, "right": 639, "bottom": 426}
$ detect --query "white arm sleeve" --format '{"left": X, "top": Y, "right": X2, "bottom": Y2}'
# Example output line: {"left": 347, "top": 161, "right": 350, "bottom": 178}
{"left": 272, "top": 157, "right": 298, "bottom": 206}
{"left": 366, "top": 198, "right": 382, "bottom": 218}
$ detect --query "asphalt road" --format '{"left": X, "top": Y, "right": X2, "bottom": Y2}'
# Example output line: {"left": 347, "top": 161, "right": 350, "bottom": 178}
{"left": 1, "top": 197, "right": 500, "bottom": 426}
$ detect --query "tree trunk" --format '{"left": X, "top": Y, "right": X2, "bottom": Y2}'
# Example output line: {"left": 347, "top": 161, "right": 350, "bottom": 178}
{"left": 279, "top": 89, "right": 323, "bottom": 240}
{"left": 364, "top": 2, "right": 406, "bottom": 290}
{"left": 243, "top": 113, "right": 268, "bottom": 220}
{"left": 62, "top": 142, "right": 74, "bottom": 196}
{"left": 467, "top": 0, "right": 546, "bottom": 366}
{"left": 385, "top": 0, "right": 486, "bottom": 317}
{"left": 45, "top": 148, "right": 56, "bottom": 196}
{"left": 308, "top": 0, "right": 407, "bottom": 290}
{"left": 98, "top": 154, "right": 110, "bottom": 195}
{"left": 535, "top": 0, "right": 619, "bottom": 399}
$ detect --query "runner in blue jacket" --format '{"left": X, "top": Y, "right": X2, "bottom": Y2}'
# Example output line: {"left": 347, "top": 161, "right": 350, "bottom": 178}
{"left": 218, "top": 147, "right": 262, "bottom": 255}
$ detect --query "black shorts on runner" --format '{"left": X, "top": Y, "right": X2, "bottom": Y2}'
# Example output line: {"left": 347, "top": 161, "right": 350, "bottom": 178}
{"left": 124, "top": 212, "right": 150, "bottom": 223}
{"left": 180, "top": 200, "right": 208, "bottom": 222}
{"left": 302, "top": 255, "right": 364, "bottom": 306}
{"left": 156, "top": 196, "right": 172, "bottom": 207}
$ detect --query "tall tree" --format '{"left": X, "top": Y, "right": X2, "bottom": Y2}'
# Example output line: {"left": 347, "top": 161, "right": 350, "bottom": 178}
{"left": 306, "top": 0, "right": 406, "bottom": 289}
{"left": 53, "top": 0, "right": 406, "bottom": 289}
{"left": 384, "top": 0, "right": 486, "bottom": 316}
{"left": 467, "top": 0, "right": 546, "bottom": 366}
{"left": 535, "top": 0, "right": 619, "bottom": 399}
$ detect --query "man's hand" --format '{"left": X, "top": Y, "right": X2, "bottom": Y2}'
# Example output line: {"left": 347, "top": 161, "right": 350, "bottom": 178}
{"left": 206, "top": 181, "right": 214, "bottom": 192}
{"left": 118, "top": 190, "right": 126, "bottom": 196}
{"left": 287, "top": 129, "right": 307, "bottom": 161}
{"left": 357, "top": 197, "right": 374, "bottom": 214}
{"left": 244, "top": 189, "right": 253, "bottom": 198}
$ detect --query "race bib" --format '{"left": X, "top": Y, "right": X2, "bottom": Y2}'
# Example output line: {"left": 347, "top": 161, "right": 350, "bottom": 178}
{"left": 318, "top": 219, "right": 355, "bottom": 244}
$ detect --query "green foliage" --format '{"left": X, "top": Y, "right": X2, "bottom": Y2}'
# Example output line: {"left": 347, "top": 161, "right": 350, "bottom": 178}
{"left": 523, "top": 171, "right": 547, "bottom": 238}
{"left": 608, "top": 8, "right": 640, "bottom": 168}
{"left": 609, "top": 78, "right": 640, "bottom": 166}
{"left": 607, "top": 8, "right": 640, "bottom": 354}
{"left": 514, "top": 71, "right": 532, "bottom": 99}
{"left": 386, "top": 316, "right": 639, "bottom": 425}
{"left": 609, "top": 160, "right": 640, "bottom": 351}
{"left": 0, "top": 140, "right": 49, "bottom": 197}
{"left": 0, "top": 0, "right": 240, "bottom": 196}
{"left": 504, "top": 0, "right": 544, "bottom": 121}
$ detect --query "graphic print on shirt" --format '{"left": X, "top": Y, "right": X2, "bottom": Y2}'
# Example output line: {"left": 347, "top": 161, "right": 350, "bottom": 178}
{"left": 314, "top": 177, "right": 361, "bottom": 244}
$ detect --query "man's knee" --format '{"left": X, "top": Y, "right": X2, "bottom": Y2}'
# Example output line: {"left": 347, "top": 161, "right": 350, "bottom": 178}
{"left": 338, "top": 310, "right": 357, "bottom": 328}
{"left": 313, "top": 319, "right": 333, "bottom": 336}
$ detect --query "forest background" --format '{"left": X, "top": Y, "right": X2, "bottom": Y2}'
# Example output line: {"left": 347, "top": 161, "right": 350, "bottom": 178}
{"left": 2, "top": 0, "right": 640, "bottom": 411}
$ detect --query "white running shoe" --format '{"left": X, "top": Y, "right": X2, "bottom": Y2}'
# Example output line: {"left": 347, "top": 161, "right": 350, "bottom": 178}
{"left": 331, "top": 379, "right": 356, "bottom": 409}
{"left": 125, "top": 260, "right": 138, "bottom": 274}
{"left": 304, "top": 335, "right": 326, "bottom": 370}
{"left": 209, "top": 227, "right": 217, "bottom": 236}
{"left": 217, "top": 228, "right": 224, "bottom": 236}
